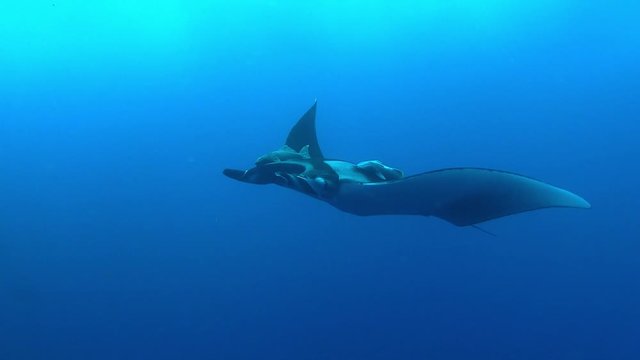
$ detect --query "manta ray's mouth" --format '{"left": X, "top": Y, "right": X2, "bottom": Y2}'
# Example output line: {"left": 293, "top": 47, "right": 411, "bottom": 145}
{"left": 223, "top": 168, "right": 247, "bottom": 181}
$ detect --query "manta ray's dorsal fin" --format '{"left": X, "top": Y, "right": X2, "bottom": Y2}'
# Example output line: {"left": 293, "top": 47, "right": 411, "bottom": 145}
{"left": 285, "top": 100, "right": 324, "bottom": 159}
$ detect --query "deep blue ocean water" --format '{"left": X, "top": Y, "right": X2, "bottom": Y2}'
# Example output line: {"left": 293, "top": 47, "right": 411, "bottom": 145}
{"left": 1, "top": 1, "right": 639, "bottom": 359}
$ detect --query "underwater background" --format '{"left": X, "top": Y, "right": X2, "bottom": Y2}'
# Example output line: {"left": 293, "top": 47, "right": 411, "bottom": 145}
{"left": 1, "top": 1, "right": 639, "bottom": 359}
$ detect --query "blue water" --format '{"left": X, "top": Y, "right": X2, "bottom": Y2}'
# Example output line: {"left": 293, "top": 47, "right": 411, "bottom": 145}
{"left": 1, "top": 1, "right": 639, "bottom": 359}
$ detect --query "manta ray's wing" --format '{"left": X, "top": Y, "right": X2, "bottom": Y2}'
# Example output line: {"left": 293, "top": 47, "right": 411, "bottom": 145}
{"left": 331, "top": 168, "right": 590, "bottom": 226}
{"left": 285, "top": 100, "right": 324, "bottom": 159}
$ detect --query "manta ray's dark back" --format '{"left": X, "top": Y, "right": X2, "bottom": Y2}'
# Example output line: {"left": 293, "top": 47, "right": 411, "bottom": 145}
{"left": 285, "top": 101, "right": 324, "bottom": 159}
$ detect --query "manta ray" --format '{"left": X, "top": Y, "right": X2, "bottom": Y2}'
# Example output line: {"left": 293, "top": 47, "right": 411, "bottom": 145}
{"left": 223, "top": 101, "right": 590, "bottom": 228}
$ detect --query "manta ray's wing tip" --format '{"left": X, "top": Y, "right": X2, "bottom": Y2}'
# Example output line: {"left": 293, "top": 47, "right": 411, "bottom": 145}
{"left": 559, "top": 188, "right": 591, "bottom": 209}
{"left": 576, "top": 197, "right": 591, "bottom": 209}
